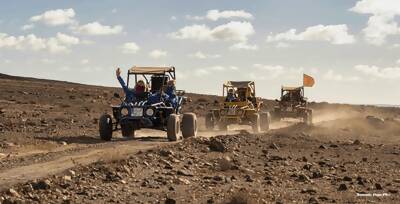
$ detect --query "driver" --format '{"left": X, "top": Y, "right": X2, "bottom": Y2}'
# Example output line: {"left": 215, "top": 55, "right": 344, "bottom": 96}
{"left": 226, "top": 88, "right": 237, "bottom": 102}
{"left": 116, "top": 68, "right": 135, "bottom": 102}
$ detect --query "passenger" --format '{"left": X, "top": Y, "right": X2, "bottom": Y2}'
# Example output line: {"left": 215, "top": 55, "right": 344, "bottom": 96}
{"left": 135, "top": 80, "right": 146, "bottom": 94}
{"left": 134, "top": 80, "right": 148, "bottom": 100}
{"left": 226, "top": 89, "right": 237, "bottom": 102}
{"left": 165, "top": 80, "right": 176, "bottom": 98}
{"left": 282, "top": 91, "right": 290, "bottom": 101}
{"left": 116, "top": 68, "right": 135, "bottom": 102}
{"left": 165, "top": 80, "right": 178, "bottom": 108}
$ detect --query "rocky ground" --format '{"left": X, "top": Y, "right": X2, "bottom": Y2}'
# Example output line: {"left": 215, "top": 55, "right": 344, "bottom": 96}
{"left": 0, "top": 73, "right": 399, "bottom": 203}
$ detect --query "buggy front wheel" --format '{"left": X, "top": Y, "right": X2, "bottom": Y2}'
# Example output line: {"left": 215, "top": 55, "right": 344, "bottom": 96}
{"left": 99, "top": 114, "right": 113, "bottom": 141}
{"left": 167, "top": 114, "right": 181, "bottom": 141}
{"left": 251, "top": 113, "right": 261, "bottom": 133}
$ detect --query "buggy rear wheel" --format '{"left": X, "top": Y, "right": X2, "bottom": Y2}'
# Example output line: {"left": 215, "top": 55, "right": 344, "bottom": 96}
{"left": 99, "top": 114, "right": 113, "bottom": 141}
{"left": 251, "top": 113, "right": 261, "bottom": 133}
{"left": 260, "top": 112, "right": 271, "bottom": 131}
{"left": 182, "top": 113, "right": 197, "bottom": 138}
{"left": 205, "top": 113, "right": 215, "bottom": 130}
{"left": 167, "top": 114, "right": 181, "bottom": 141}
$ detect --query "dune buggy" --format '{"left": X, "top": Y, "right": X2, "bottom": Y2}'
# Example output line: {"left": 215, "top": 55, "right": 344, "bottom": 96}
{"left": 99, "top": 66, "right": 197, "bottom": 141}
{"left": 205, "top": 81, "right": 270, "bottom": 132}
{"left": 272, "top": 86, "right": 312, "bottom": 125}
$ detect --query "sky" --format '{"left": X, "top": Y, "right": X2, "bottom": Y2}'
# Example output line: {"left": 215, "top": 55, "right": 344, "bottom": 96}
{"left": 0, "top": 0, "right": 400, "bottom": 105}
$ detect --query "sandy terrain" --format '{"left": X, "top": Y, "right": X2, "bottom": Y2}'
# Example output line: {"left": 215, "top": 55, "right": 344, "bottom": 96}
{"left": 0, "top": 73, "right": 399, "bottom": 203}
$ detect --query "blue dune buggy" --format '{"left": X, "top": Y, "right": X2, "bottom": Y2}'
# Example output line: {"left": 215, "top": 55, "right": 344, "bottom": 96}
{"left": 99, "top": 66, "right": 197, "bottom": 141}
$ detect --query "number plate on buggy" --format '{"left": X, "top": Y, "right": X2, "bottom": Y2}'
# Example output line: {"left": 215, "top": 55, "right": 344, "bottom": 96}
{"left": 132, "top": 108, "right": 143, "bottom": 117}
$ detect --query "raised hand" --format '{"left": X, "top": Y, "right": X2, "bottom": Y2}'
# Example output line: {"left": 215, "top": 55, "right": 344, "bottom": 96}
{"left": 116, "top": 68, "right": 121, "bottom": 77}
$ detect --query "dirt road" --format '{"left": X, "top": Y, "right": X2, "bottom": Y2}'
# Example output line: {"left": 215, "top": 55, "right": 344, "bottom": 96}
{"left": 0, "top": 126, "right": 258, "bottom": 191}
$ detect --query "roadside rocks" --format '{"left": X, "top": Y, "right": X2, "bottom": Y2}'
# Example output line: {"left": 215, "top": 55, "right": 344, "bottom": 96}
{"left": 343, "top": 176, "right": 352, "bottom": 182}
{"left": 62, "top": 175, "right": 72, "bottom": 182}
{"left": 208, "top": 138, "right": 226, "bottom": 152}
{"left": 338, "top": 183, "right": 348, "bottom": 191}
{"left": 7, "top": 189, "right": 20, "bottom": 198}
{"left": 301, "top": 187, "right": 317, "bottom": 195}
{"left": 296, "top": 174, "right": 312, "bottom": 183}
{"left": 159, "top": 150, "right": 174, "bottom": 157}
{"left": 177, "top": 169, "right": 194, "bottom": 177}
{"left": 217, "top": 156, "right": 233, "bottom": 171}
{"left": 33, "top": 179, "right": 52, "bottom": 190}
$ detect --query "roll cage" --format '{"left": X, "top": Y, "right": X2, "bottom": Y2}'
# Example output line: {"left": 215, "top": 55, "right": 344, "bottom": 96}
{"left": 280, "top": 86, "right": 307, "bottom": 103}
{"left": 126, "top": 66, "right": 176, "bottom": 93}
{"left": 222, "top": 81, "right": 256, "bottom": 99}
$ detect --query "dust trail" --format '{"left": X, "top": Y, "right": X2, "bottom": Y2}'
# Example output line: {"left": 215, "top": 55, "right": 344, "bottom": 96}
{"left": 312, "top": 109, "right": 360, "bottom": 124}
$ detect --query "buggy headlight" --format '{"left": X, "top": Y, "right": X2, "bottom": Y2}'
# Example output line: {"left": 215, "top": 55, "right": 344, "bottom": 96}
{"left": 121, "top": 107, "right": 129, "bottom": 116}
{"left": 146, "top": 108, "right": 155, "bottom": 116}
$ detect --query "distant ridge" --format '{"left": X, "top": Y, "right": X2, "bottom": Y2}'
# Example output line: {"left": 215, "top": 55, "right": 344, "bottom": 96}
{"left": 374, "top": 104, "right": 400, "bottom": 108}
{"left": 0, "top": 72, "right": 100, "bottom": 87}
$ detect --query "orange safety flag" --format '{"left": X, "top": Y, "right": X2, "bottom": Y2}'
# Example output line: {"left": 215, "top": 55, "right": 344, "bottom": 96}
{"left": 303, "top": 74, "right": 315, "bottom": 87}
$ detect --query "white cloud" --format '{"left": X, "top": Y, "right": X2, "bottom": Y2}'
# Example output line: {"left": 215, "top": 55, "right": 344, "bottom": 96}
{"left": 323, "top": 70, "right": 359, "bottom": 81}
{"left": 194, "top": 65, "right": 239, "bottom": 77}
{"left": 253, "top": 64, "right": 285, "bottom": 78}
{"left": 169, "top": 21, "right": 255, "bottom": 42}
{"left": 229, "top": 66, "right": 239, "bottom": 70}
{"left": 397, "top": 59, "right": 400, "bottom": 64}
{"left": 21, "top": 24, "right": 34, "bottom": 31}
{"left": 266, "top": 24, "right": 355, "bottom": 45}
{"left": 30, "top": 8, "right": 76, "bottom": 26}
{"left": 170, "top": 16, "right": 177, "bottom": 21}
{"left": 111, "top": 9, "right": 118, "bottom": 13}
{"left": 81, "top": 59, "right": 89, "bottom": 65}
{"left": 188, "top": 51, "right": 220, "bottom": 59}
{"left": 206, "top": 10, "right": 253, "bottom": 21}
{"left": 187, "top": 10, "right": 253, "bottom": 21}
{"left": 149, "top": 49, "right": 167, "bottom": 59}
{"left": 229, "top": 42, "right": 258, "bottom": 50}
{"left": 354, "top": 64, "right": 400, "bottom": 79}
{"left": 74, "top": 22, "right": 123, "bottom": 35}
{"left": 0, "top": 32, "right": 80, "bottom": 54}
{"left": 55, "top": 33, "right": 80, "bottom": 45}
{"left": 121, "top": 42, "right": 140, "bottom": 54}
{"left": 351, "top": 0, "right": 400, "bottom": 45}
{"left": 252, "top": 64, "right": 304, "bottom": 79}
